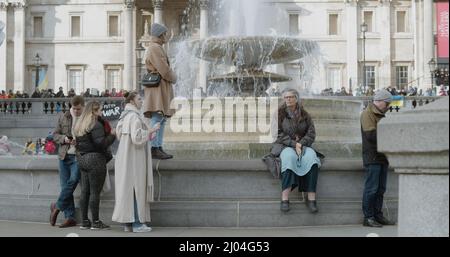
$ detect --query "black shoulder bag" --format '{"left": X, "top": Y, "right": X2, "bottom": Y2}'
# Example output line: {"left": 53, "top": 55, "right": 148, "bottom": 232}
{"left": 141, "top": 70, "right": 161, "bottom": 88}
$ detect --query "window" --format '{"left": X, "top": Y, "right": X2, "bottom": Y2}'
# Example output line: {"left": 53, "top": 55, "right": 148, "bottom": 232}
{"left": 68, "top": 69, "right": 83, "bottom": 94}
{"left": 106, "top": 69, "right": 121, "bottom": 90}
{"left": 363, "top": 11, "right": 373, "bottom": 32}
{"left": 328, "top": 13, "right": 339, "bottom": 35}
{"left": 364, "top": 66, "right": 376, "bottom": 89}
{"left": 396, "top": 11, "right": 406, "bottom": 33}
{"left": 33, "top": 16, "right": 43, "bottom": 37}
{"left": 71, "top": 16, "right": 81, "bottom": 37}
{"left": 327, "top": 67, "right": 342, "bottom": 92}
{"left": 289, "top": 14, "right": 300, "bottom": 35}
{"left": 396, "top": 66, "right": 408, "bottom": 89}
{"left": 108, "top": 15, "right": 119, "bottom": 37}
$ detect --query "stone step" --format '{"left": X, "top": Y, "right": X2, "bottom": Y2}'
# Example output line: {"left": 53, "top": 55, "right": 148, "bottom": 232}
{"left": 0, "top": 156, "right": 398, "bottom": 227}
{"left": 0, "top": 197, "right": 398, "bottom": 227}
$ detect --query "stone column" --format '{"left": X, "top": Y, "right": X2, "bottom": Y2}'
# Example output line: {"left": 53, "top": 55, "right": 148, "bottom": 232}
{"left": 412, "top": 0, "right": 421, "bottom": 89}
{"left": 13, "top": 1, "right": 25, "bottom": 93}
{"left": 198, "top": 0, "right": 209, "bottom": 93}
{"left": 378, "top": 97, "right": 449, "bottom": 237}
{"left": 152, "top": 0, "right": 163, "bottom": 24}
{"left": 379, "top": 0, "right": 391, "bottom": 89}
{"left": 124, "top": 0, "right": 134, "bottom": 91}
{"left": 0, "top": 1, "right": 8, "bottom": 92}
{"left": 423, "top": 0, "right": 434, "bottom": 88}
{"left": 345, "top": 0, "right": 358, "bottom": 91}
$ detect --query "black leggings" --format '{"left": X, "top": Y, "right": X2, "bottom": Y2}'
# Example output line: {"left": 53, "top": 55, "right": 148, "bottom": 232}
{"left": 281, "top": 164, "right": 319, "bottom": 192}
{"left": 78, "top": 153, "right": 107, "bottom": 221}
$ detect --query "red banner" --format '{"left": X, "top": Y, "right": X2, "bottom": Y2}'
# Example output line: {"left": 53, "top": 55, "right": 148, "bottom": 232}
{"left": 436, "top": 2, "right": 449, "bottom": 58}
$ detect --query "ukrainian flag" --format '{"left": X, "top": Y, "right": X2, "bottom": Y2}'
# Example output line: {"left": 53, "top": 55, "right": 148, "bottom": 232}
{"left": 37, "top": 69, "right": 48, "bottom": 91}
{"left": 390, "top": 95, "right": 404, "bottom": 108}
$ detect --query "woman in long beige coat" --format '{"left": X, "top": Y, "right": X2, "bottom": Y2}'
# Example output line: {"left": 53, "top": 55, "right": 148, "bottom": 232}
{"left": 112, "top": 91, "right": 160, "bottom": 233}
{"left": 143, "top": 23, "right": 177, "bottom": 160}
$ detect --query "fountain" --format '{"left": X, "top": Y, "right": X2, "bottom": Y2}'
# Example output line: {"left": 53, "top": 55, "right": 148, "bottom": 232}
{"left": 162, "top": 0, "right": 363, "bottom": 159}
{"left": 190, "top": 36, "right": 318, "bottom": 95}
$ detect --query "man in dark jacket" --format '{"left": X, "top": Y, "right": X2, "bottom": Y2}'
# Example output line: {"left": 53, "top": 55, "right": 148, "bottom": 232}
{"left": 360, "top": 89, "right": 396, "bottom": 227}
{"left": 50, "top": 96, "right": 84, "bottom": 228}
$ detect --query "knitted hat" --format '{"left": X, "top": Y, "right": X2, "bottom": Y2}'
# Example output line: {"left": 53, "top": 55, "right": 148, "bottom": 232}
{"left": 373, "top": 89, "right": 393, "bottom": 103}
{"left": 151, "top": 23, "right": 168, "bottom": 37}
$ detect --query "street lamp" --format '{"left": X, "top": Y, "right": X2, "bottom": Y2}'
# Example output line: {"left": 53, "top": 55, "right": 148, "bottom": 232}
{"left": 34, "top": 53, "right": 42, "bottom": 90}
{"left": 360, "top": 22, "right": 368, "bottom": 94}
{"left": 428, "top": 58, "right": 436, "bottom": 90}
{"left": 135, "top": 43, "right": 145, "bottom": 92}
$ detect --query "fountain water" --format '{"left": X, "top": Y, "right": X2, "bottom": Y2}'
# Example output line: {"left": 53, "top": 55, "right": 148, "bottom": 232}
{"left": 172, "top": 0, "right": 322, "bottom": 97}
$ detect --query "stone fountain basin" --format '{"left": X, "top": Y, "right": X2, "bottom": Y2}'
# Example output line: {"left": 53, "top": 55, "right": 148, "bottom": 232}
{"left": 208, "top": 70, "right": 292, "bottom": 83}
{"left": 190, "top": 36, "right": 318, "bottom": 67}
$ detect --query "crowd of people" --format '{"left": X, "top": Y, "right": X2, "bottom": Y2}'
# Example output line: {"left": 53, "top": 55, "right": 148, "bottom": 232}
{"left": 0, "top": 87, "right": 128, "bottom": 99}
{"left": 319, "top": 85, "right": 449, "bottom": 97}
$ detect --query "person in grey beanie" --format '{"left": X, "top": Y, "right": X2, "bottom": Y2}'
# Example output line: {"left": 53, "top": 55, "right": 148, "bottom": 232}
{"left": 142, "top": 23, "right": 177, "bottom": 160}
{"left": 360, "top": 89, "right": 396, "bottom": 227}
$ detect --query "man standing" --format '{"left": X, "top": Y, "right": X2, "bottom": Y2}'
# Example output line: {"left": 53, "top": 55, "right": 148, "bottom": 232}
{"left": 360, "top": 89, "right": 396, "bottom": 227}
{"left": 50, "top": 96, "right": 84, "bottom": 228}
{"left": 56, "top": 87, "right": 65, "bottom": 98}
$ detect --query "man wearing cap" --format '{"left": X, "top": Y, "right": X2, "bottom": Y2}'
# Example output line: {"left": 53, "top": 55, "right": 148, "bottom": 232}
{"left": 143, "top": 23, "right": 177, "bottom": 160}
{"left": 360, "top": 89, "right": 396, "bottom": 227}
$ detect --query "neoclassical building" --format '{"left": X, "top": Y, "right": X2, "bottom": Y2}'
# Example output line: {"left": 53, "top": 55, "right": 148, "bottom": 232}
{"left": 0, "top": 0, "right": 446, "bottom": 95}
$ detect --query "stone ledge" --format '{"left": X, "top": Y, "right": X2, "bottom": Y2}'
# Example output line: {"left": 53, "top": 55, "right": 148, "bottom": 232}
{"left": 0, "top": 156, "right": 366, "bottom": 172}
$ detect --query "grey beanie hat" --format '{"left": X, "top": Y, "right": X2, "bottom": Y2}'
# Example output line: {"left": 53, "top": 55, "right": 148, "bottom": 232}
{"left": 373, "top": 89, "right": 393, "bottom": 103}
{"left": 151, "top": 23, "right": 168, "bottom": 37}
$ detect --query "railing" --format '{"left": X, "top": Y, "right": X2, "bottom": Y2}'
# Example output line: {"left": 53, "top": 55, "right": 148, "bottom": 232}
{"left": 0, "top": 97, "right": 124, "bottom": 116}
{"left": 0, "top": 96, "right": 445, "bottom": 116}
{"left": 309, "top": 95, "right": 443, "bottom": 112}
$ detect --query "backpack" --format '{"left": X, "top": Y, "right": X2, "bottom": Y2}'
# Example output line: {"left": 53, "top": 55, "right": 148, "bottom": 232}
{"left": 44, "top": 140, "right": 57, "bottom": 154}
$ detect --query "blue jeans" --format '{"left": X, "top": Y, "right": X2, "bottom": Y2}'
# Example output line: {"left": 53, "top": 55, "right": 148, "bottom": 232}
{"left": 132, "top": 192, "right": 143, "bottom": 228}
{"left": 150, "top": 112, "right": 166, "bottom": 148}
{"left": 56, "top": 154, "right": 80, "bottom": 219}
{"left": 362, "top": 164, "right": 388, "bottom": 219}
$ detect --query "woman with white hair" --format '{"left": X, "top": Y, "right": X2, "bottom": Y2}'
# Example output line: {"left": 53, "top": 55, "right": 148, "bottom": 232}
{"left": 271, "top": 89, "right": 323, "bottom": 213}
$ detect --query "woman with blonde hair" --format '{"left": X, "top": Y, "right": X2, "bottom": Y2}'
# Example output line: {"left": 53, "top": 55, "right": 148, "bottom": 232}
{"left": 74, "top": 101, "right": 116, "bottom": 230}
{"left": 112, "top": 91, "right": 160, "bottom": 233}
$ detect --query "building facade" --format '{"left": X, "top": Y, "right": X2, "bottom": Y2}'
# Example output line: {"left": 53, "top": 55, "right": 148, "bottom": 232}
{"left": 0, "top": 0, "right": 446, "bottom": 95}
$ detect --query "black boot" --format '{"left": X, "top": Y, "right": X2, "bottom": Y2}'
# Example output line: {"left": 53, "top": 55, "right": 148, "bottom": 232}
{"left": 363, "top": 218, "right": 383, "bottom": 228}
{"left": 280, "top": 200, "right": 290, "bottom": 212}
{"left": 151, "top": 147, "right": 172, "bottom": 160}
{"left": 305, "top": 200, "right": 318, "bottom": 213}
{"left": 158, "top": 147, "right": 173, "bottom": 159}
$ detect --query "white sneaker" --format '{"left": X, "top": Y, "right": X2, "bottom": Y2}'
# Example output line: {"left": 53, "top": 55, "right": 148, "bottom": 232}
{"left": 132, "top": 224, "right": 152, "bottom": 233}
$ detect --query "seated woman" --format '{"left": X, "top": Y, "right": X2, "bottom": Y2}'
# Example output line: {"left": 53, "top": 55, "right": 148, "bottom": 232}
{"left": 272, "top": 89, "right": 322, "bottom": 213}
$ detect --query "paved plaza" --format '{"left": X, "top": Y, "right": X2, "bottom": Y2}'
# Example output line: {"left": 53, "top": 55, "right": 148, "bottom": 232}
{"left": 0, "top": 220, "right": 397, "bottom": 237}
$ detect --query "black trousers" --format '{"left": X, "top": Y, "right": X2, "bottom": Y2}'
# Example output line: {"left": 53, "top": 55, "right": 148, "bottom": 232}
{"left": 77, "top": 153, "right": 107, "bottom": 221}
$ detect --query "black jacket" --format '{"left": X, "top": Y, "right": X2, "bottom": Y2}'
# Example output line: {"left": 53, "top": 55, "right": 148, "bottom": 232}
{"left": 271, "top": 103, "right": 317, "bottom": 156}
{"left": 360, "top": 103, "right": 389, "bottom": 166}
{"left": 76, "top": 117, "right": 115, "bottom": 156}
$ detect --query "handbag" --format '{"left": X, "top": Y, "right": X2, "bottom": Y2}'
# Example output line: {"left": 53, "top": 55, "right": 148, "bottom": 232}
{"left": 142, "top": 71, "right": 161, "bottom": 88}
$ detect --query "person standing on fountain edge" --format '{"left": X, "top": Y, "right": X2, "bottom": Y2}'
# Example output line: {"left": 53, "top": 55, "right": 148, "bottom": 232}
{"left": 74, "top": 101, "right": 116, "bottom": 230}
{"left": 360, "top": 89, "right": 396, "bottom": 227}
{"left": 112, "top": 91, "right": 161, "bottom": 233}
{"left": 143, "top": 23, "right": 177, "bottom": 160}
{"left": 50, "top": 96, "right": 84, "bottom": 228}
{"left": 271, "top": 89, "right": 324, "bottom": 213}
